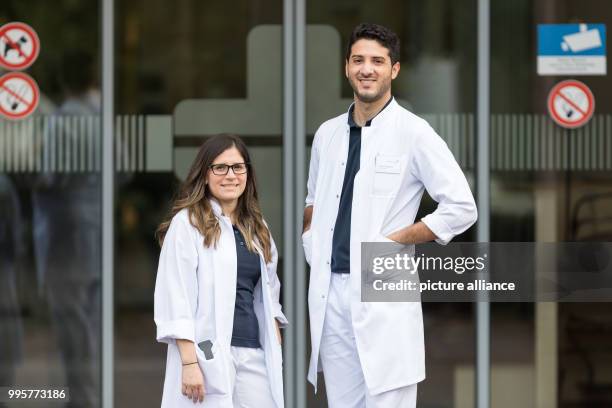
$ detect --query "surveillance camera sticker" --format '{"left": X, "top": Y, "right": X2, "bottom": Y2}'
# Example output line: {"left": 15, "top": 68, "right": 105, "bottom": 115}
{"left": 538, "top": 24, "right": 606, "bottom": 75}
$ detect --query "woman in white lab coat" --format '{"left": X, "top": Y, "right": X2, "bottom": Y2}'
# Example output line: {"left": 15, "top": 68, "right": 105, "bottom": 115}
{"left": 154, "top": 134, "right": 287, "bottom": 408}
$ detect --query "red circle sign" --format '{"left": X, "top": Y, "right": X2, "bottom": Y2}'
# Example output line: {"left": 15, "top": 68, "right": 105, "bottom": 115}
{"left": 547, "top": 80, "right": 595, "bottom": 129}
{"left": 0, "top": 22, "right": 40, "bottom": 70}
{"left": 0, "top": 72, "right": 40, "bottom": 120}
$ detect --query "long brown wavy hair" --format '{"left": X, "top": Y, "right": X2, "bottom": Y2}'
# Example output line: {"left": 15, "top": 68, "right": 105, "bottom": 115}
{"left": 156, "top": 134, "right": 272, "bottom": 262}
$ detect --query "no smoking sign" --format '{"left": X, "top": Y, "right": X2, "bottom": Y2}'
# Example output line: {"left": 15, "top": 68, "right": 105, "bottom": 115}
{"left": 547, "top": 80, "right": 595, "bottom": 129}
{"left": 0, "top": 72, "right": 40, "bottom": 120}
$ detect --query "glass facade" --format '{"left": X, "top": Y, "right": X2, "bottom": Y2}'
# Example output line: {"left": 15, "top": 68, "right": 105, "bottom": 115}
{"left": 1, "top": 2, "right": 102, "bottom": 408}
{"left": 490, "top": 2, "right": 612, "bottom": 407}
{"left": 1, "top": 1, "right": 611, "bottom": 407}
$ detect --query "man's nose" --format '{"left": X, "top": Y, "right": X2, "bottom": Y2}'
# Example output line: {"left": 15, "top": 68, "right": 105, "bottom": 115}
{"left": 360, "top": 61, "right": 375, "bottom": 75}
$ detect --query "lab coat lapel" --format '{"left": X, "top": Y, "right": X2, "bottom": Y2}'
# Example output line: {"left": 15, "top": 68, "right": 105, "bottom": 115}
{"left": 209, "top": 199, "right": 238, "bottom": 345}
{"left": 359, "top": 98, "right": 398, "bottom": 170}
{"left": 253, "top": 243, "right": 285, "bottom": 408}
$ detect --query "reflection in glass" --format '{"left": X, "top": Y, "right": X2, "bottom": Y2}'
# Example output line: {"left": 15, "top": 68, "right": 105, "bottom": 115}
{"left": 0, "top": 175, "right": 24, "bottom": 391}
{"left": 491, "top": 1, "right": 612, "bottom": 407}
{"left": 31, "top": 50, "right": 101, "bottom": 408}
{"left": 1, "top": 1, "right": 101, "bottom": 407}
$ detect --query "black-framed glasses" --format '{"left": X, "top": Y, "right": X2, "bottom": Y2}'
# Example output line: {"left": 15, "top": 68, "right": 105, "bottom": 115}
{"left": 208, "top": 162, "right": 249, "bottom": 175}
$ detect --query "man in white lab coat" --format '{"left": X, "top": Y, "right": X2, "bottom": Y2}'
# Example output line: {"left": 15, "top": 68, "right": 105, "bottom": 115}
{"left": 302, "top": 23, "right": 478, "bottom": 407}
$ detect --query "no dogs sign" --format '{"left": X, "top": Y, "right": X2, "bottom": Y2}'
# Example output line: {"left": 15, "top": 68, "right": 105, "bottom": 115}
{"left": 0, "top": 22, "right": 40, "bottom": 70}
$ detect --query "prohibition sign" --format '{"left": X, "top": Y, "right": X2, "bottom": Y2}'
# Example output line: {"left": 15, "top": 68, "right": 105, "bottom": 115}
{"left": 0, "top": 72, "right": 40, "bottom": 120}
{"left": 0, "top": 22, "right": 40, "bottom": 70}
{"left": 547, "top": 80, "right": 595, "bottom": 129}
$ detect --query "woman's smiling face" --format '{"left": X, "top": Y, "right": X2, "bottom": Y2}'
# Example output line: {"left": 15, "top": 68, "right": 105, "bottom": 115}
{"left": 206, "top": 146, "right": 248, "bottom": 206}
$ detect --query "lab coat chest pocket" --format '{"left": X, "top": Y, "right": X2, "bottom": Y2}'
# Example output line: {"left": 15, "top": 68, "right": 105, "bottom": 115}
{"left": 195, "top": 340, "right": 230, "bottom": 396}
{"left": 371, "top": 154, "right": 405, "bottom": 197}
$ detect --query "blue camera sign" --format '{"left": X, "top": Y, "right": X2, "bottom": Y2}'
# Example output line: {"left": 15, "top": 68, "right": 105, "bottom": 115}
{"left": 538, "top": 24, "right": 606, "bottom": 75}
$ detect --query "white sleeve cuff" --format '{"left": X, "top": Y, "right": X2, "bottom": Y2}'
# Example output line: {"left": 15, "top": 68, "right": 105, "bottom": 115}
{"left": 155, "top": 318, "right": 195, "bottom": 344}
{"left": 421, "top": 214, "right": 454, "bottom": 245}
{"left": 274, "top": 309, "right": 289, "bottom": 328}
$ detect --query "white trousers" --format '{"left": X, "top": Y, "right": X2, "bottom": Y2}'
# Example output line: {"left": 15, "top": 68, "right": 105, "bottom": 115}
{"left": 319, "top": 273, "right": 418, "bottom": 408}
{"left": 228, "top": 346, "right": 275, "bottom": 407}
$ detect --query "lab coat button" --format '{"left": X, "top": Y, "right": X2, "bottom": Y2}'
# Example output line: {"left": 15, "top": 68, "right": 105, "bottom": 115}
{"left": 321, "top": 294, "right": 326, "bottom": 299}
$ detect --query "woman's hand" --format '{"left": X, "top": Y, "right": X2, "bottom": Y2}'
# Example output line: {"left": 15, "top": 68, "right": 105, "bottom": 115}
{"left": 182, "top": 363, "right": 205, "bottom": 403}
{"left": 176, "top": 339, "right": 204, "bottom": 403}
{"left": 275, "top": 319, "right": 282, "bottom": 345}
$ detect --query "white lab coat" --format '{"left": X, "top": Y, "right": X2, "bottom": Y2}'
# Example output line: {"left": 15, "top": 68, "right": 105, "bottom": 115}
{"left": 154, "top": 200, "right": 288, "bottom": 408}
{"left": 303, "top": 98, "right": 477, "bottom": 395}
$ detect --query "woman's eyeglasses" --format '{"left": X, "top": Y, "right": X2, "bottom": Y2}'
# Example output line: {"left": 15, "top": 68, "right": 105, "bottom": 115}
{"left": 208, "top": 163, "right": 249, "bottom": 175}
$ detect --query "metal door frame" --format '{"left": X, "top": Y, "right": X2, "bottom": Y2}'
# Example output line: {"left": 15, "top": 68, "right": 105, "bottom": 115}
{"left": 100, "top": 1, "right": 491, "bottom": 406}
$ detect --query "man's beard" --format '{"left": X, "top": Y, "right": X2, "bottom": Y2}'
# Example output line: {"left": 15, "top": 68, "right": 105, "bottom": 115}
{"left": 349, "top": 76, "right": 391, "bottom": 103}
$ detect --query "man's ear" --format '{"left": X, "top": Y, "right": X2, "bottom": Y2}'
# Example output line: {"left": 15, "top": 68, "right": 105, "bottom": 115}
{"left": 345, "top": 60, "right": 349, "bottom": 78}
{"left": 391, "top": 61, "right": 400, "bottom": 80}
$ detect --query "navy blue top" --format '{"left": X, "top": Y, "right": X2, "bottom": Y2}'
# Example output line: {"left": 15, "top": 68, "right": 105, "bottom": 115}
{"left": 231, "top": 225, "right": 262, "bottom": 348}
{"left": 330, "top": 97, "right": 393, "bottom": 274}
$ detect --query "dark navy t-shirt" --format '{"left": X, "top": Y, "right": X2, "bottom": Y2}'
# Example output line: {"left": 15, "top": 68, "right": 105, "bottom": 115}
{"left": 231, "top": 225, "right": 262, "bottom": 348}
{"left": 330, "top": 97, "right": 393, "bottom": 274}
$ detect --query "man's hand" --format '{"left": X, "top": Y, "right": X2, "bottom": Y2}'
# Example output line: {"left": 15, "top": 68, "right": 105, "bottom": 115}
{"left": 386, "top": 221, "right": 437, "bottom": 244}
{"left": 303, "top": 206, "right": 313, "bottom": 233}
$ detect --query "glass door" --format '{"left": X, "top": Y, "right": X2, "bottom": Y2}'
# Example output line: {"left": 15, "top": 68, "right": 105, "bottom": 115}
{"left": 113, "top": 0, "right": 284, "bottom": 406}
{"left": 490, "top": 1, "right": 612, "bottom": 407}
{"left": 0, "top": 2, "right": 102, "bottom": 407}
{"left": 305, "top": 0, "right": 478, "bottom": 406}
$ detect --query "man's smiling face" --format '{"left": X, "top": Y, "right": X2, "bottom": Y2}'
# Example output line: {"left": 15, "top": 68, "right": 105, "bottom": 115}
{"left": 345, "top": 38, "right": 400, "bottom": 103}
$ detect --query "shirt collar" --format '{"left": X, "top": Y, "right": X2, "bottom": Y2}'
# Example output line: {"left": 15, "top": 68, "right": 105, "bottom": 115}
{"left": 347, "top": 95, "right": 394, "bottom": 128}
{"left": 209, "top": 197, "right": 224, "bottom": 217}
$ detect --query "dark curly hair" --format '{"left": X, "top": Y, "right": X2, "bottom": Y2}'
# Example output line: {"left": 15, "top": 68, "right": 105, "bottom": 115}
{"left": 345, "top": 23, "right": 400, "bottom": 65}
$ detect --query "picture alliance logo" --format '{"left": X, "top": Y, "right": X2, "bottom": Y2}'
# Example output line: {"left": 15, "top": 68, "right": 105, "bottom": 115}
{"left": 371, "top": 253, "right": 488, "bottom": 275}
